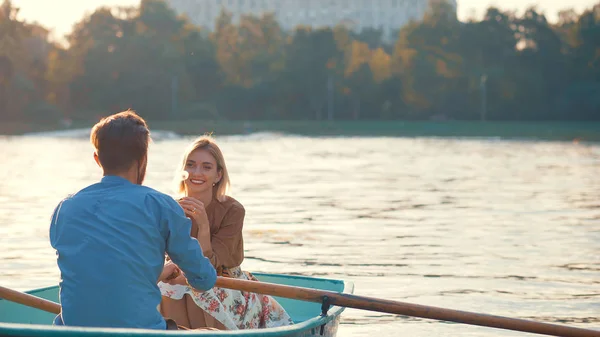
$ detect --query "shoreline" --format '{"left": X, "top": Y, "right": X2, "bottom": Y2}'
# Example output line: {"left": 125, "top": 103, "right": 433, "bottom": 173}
{"left": 2, "top": 120, "right": 599, "bottom": 142}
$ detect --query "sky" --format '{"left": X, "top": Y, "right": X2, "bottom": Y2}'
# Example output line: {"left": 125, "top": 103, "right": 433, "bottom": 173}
{"left": 12, "top": 0, "right": 600, "bottom": 41}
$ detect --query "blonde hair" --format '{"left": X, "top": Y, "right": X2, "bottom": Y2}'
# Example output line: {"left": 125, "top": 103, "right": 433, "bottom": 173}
{"left": 176, "top": 135, "right": 230, "bottom": 201}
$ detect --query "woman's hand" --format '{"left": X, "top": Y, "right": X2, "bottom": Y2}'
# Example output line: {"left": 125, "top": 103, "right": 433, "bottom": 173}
{"left": 177, "top": 197, "right": 214, "bottom": 260}
{"left": 178, "top": 197, "right": 209, "bottom": 230}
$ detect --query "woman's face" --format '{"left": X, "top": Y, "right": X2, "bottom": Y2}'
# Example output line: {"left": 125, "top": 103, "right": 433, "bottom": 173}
{"left": 183, "top": 149, "right": 221, "bottom": 195}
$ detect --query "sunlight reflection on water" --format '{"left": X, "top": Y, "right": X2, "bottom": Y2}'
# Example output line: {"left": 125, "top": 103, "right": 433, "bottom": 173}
{"left": 1, "top": 134, "right": 599, "bottom": 336}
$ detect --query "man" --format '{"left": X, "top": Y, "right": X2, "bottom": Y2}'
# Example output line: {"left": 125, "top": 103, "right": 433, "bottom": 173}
{"left": 50, "top": 110, "right": 216, "bottom": 330}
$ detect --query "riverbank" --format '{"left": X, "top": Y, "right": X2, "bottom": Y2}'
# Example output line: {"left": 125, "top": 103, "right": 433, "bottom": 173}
{"left": 2, "top": 120, "right": 599, "bottom": 142}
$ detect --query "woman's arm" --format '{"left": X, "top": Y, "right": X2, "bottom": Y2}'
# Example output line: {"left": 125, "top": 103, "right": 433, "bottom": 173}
{"left": 196, "top": 223, "right": 213, "bottom": 257}
{"left": 200, "top": 202, "right": 245, "bottom": 270}
{"left": 178, "top": 197, "right": 214, "bottom": 257}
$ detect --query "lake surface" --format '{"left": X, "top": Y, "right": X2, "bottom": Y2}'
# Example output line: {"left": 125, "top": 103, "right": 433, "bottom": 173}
{"left": 1, "top": 132, "right": 599, "bottom": 336}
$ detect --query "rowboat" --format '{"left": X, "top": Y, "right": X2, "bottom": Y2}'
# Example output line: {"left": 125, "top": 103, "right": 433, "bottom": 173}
{"left": 0, "top": 273, "right": 354, "bottom": 337}
{"left": 2, "top": 274, "right": 598, "bottom": 337}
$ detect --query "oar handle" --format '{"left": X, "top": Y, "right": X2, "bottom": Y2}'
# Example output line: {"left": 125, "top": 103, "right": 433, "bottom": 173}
{"left": 215, "top": 277, "right": 600, "bottom": 337}
{"left": 0, "top": 285, "right": 61, "bottom": 314}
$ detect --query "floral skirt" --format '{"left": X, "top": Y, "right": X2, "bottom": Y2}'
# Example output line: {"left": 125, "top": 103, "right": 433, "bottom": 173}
{"left": 158, "top": 267, "right": 294, "bottom": 330}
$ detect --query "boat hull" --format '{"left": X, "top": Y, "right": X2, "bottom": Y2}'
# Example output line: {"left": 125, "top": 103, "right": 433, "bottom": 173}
{"left": 0, "top": 273, "right": 353, "bottom": 337}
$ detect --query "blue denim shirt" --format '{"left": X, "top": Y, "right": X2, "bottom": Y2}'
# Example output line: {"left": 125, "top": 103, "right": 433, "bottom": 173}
{"left": 50, "top": 175, "right": 216, "bottom": 329}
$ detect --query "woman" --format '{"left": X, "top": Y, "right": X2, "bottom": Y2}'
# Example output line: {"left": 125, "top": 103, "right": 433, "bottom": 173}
{"left": 158, "top": 135, "right": 293, "bottom": 330}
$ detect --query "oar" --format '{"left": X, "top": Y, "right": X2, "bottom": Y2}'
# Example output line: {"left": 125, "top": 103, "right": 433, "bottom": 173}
{"left": 214, "top": 277, "right": 600, "bottom": 337}
{"left": 0, "top": 285, "right": 60, "bottom": 314}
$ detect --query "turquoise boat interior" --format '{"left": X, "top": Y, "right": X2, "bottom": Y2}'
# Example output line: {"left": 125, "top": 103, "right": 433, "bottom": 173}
{"left": 0, "top": 273, "right": 354, "bottom": 337}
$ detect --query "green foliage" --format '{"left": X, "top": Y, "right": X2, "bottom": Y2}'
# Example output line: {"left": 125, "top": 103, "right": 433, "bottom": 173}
{"left": 1, "top": 0, "right": 600, "bottom": 123}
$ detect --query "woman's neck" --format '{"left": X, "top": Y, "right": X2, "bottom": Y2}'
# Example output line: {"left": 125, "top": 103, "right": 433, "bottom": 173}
{"left": 186, "top": 190, "right": 213, "bottom": 207}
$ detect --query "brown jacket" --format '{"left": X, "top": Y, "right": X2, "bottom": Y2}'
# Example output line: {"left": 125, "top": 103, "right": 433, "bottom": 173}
{"left": 190, "top": 196, "right": 245, "bottom": 274}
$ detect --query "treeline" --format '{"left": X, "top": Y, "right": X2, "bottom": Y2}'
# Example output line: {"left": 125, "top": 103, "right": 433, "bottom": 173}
{"left": 1, "top": 0, "right": 599, "bottom": 123}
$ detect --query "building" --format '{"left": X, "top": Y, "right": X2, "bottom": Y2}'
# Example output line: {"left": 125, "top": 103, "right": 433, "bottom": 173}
{"left": 166, "top": 0, "right": 457, "bottom": 39}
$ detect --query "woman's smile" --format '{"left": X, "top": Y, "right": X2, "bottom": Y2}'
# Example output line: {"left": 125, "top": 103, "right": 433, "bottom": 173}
{"left": 189, "top": 178, "right": 206, "bottom": 185}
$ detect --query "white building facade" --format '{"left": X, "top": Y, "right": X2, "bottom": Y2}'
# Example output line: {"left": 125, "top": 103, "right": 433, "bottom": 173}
{"left": 166, "top": 0, "right": 457, "bottom": 39}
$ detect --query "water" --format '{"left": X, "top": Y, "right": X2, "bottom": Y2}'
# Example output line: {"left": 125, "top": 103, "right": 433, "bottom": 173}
{"left": 1, "top": 132, "right": 599, "bottom": 336}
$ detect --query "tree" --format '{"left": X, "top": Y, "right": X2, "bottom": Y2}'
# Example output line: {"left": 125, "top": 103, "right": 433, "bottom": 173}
{"left": 64, "top": 0, "right": 198, "bottom": 119}
{"left": 512, "top": 7, "right": 566, "bottom": 119}
{"left": 457, "top": 7, "right": 518, "bottom": 120}
{"left": 0, "top": 0, "right": 28, "bottom": 119}
{"left": 280, "top": 27, "right": 340, "bottom": 120}
{"left": 392, "top": 0, "right": 464, "bottom": 119}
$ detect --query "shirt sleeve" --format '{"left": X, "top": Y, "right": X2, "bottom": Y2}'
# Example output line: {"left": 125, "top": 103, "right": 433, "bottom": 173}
{"left": 206, "top": 202, "right": 245, "bottom": 269}
{"left": 49, "top": 199, "right": 66, "bottom": 249}
{"left": 154, "top": 194, "right": 217, "bottom": 291}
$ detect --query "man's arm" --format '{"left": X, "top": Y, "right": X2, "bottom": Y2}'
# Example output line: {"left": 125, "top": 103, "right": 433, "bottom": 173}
{"left": 49, "top": 199, "right": 66, "bottom": 248}
{"left": 155, "top": 195, "right": 217, "bottom": 291}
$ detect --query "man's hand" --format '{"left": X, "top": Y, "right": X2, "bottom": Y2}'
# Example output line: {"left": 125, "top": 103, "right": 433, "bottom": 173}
{"left": 166, "top": 272, "right": 189, "bottom": 286}
{"left": 158, "top": 262, "right": 180, "bottom": 283}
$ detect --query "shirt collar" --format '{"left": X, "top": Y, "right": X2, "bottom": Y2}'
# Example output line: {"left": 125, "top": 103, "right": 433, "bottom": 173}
{"left": 101, "top": 175, "right": 133, "bottom": 185}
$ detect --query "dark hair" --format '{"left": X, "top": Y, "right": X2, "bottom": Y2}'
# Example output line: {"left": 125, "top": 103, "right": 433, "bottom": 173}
{"left": 90, "top": 110, "right": 150, "bottom": 174}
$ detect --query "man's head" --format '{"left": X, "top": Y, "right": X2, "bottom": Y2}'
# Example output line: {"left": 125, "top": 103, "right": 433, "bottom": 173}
{"left": 90, "top": 110, "right": 150, "bottom": 184}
